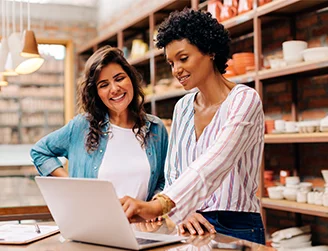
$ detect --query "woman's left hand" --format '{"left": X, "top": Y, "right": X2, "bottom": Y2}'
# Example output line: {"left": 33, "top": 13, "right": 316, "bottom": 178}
{"left": 120, "top": 196, "right": 163, "bottom": 222}
{"left": 178, "top": 213, "right": 216, "bottom": 235}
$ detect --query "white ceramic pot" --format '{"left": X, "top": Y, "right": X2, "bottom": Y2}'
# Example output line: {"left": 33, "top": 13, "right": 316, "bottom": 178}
{"left": 282, "top": 40, "right": 308, "bottom": 65}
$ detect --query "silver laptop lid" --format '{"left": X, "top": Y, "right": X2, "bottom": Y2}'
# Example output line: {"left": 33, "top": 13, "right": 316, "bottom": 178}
{"left": 35, "top": 177, "right": 140, "bottom": 250}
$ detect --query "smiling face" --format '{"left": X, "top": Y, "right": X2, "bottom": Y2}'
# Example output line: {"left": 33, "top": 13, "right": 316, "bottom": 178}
{"left": 165, "top": 39, "right": 214, "bottom": 90}
{"left": 96, "top": 63, "right": 134, "bottom": 118}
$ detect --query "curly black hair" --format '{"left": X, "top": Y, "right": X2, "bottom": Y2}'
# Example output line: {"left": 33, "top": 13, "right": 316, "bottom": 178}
{"left": 77, "top": 46, "right": 146, "bottom": 152}
{"left": 156, "top": 8, "right": 231, "bottom": 74}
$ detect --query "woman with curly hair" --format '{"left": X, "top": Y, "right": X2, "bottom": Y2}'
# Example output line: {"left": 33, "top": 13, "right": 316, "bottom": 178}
{"left": 120, "top": 8, "right": 265, "bottom": 244}
{"left": 31, "top": 46, "right": 168, "bottom": 201}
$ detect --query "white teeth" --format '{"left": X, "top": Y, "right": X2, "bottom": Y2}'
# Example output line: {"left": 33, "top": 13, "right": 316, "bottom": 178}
{"left": 179, "top": 76, "right": 189, "bottom": 81}
{"left": 111, "top": 93, "right": 125, "bottom": 100}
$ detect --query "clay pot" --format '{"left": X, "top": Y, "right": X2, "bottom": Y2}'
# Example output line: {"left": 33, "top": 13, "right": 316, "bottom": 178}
{"left": 258, "top": 0, "right": 272, "bottom": 6}
{"left": 207, "top": 0, "right": 221, "bottom": 20}
{"left": 220, "top": 0, "right": 238, "bottom": 21}
{"left": 265, "top": 120, "right": 275, "bottom": 134}
{"left": 238, "top": 0, "right": 253, "bottom": 15}
{"left": 232, "top": 52, "right": 255, "bottom": 75}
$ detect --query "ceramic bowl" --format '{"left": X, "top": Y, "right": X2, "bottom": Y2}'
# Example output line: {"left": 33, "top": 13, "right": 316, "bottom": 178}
{"left": 285, "top": 176, "right": 300, "bottom": 185}
{"left": 267, "top": 186, "right": 284, "bottom": 200}
{"left": 302, "top": 47, "right": 328, "bottom": 62}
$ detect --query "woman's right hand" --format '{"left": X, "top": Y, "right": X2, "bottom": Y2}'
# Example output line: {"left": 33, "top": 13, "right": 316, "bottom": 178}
{"left": 178, "top": 213, "right": 216, "bottom": 235}
{"left": 120, "top": 196, "right": 163, "bottom": 222}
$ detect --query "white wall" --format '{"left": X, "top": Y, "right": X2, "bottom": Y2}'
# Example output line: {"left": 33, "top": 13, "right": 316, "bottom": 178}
{"left": 97, "top": 0, "right": 172, "bottom": 36}
{"left": 0, "top": 2, "right": 97, "bottom": 28}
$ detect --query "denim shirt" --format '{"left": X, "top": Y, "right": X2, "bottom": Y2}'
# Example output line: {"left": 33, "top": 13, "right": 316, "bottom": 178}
{"left": 30, "top": 113, "right": 168, "bottom": 201}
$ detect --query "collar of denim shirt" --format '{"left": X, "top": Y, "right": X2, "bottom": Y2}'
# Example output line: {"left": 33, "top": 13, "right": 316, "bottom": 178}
{"left": 100, "top": 113, "right": 160, "bottom": 135}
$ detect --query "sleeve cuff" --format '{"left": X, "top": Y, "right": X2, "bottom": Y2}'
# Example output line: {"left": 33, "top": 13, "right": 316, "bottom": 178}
{"left": 35, "top": 158, "right": 63, "bottom": 176}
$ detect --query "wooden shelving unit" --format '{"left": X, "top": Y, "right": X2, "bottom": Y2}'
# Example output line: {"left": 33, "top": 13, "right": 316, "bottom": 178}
{"left": 258, "top": 59, "right": 328, "bottom": 81}
{"left": 262, "top": 198, "right": 328, "bottom": 218}
{"left": 76, "top": 0, "right": 328, "bottom": 235}
{"left": 265, "top": 133, "right": 328, "bottom": 144}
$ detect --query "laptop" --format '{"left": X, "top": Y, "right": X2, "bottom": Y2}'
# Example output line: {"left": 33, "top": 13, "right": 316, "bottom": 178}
{"left": 35, "top": 176, "right": 185, "bottom": 250}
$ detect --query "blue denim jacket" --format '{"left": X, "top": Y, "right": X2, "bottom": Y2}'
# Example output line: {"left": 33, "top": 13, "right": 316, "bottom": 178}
{"left": 30, "top": 113, "right": 168, "bottom": 201}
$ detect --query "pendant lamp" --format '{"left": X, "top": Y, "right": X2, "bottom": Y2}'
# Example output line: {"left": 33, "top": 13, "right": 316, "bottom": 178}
{"left": 7, "top": 0, "right": 29, "bottom": 71}
{"left": 21, "top": 0, "right": 40, "bottom": 58}
{"left": 17, "top": 0, "right": 44, "bottom": 74}
{"left": 1, "top": 0, "right": 17, "bottom": 76}
{"left": 0, "top": 0, "right": 9, "bottom": 72}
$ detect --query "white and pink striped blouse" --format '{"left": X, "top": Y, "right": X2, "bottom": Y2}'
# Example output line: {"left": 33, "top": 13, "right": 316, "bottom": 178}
{"left": 163, "top": 84, "right": 264, "bottom": 223}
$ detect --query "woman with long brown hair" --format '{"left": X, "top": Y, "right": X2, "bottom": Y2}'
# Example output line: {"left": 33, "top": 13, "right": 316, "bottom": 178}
{"left": 31, "top": 46, "right": 168, "bottom": 201}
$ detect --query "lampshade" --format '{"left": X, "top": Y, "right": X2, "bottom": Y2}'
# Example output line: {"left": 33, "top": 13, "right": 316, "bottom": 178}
{"left": 21, "top": 30, "right": 41, "bottom": 58}
{"left": 7, "top": 32, "right": 32, "bottom": 72}
{"left": 0, "top": 37, "right": 9, "bottom": 73}
{"left": 15, "top": 57, "right": 44, "bottom": 74}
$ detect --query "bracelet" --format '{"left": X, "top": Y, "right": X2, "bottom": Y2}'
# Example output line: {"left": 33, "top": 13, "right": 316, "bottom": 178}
{"left": 152, "top": 193, "right": 175, "bottom": 215}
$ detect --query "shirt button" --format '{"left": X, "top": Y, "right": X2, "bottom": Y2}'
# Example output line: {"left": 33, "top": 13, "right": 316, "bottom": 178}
{"left": 94, "top": 166, "right": 97, "bottom": 170}
{"left": 148, "top": 152, "right": 151, "bottom": 156}
{"left": 104, "top": 133, "right": 107, "bottom": 136}
{"left": 100, "top": 150, "right": 103, "bottom": 153}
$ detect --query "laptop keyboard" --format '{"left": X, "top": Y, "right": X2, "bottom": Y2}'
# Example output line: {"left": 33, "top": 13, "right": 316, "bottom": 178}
{"left": 136, "top": 237, "right": 161, "bottom": 245}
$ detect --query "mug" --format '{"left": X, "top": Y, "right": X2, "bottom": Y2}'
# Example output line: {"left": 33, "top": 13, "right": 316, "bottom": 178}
{"left": 274, "top": 120, "right": 285, "bottom": 132}
{"left": 285, "top": 121, "right": 298, "bottom": 132}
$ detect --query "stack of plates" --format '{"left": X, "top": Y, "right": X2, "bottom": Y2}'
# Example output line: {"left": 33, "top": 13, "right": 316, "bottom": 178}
{"left": 271, "top": 226, "right": 311, "bottom": 250}
{"left": 271, "top": 226, "right": 328, "bottom": 251}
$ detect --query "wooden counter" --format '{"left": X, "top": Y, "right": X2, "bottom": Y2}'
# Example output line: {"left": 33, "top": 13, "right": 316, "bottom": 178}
{"left": 0, "top": 221, "right": 276, "bottom": 251}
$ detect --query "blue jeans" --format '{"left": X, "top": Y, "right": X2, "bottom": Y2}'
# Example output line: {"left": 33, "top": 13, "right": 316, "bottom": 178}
{"left": 198, "top": 210, "right": 265, "bottom": 245}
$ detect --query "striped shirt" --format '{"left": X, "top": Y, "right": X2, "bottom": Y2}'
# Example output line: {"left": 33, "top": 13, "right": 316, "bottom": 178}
{"left": 163, "top": 84, "right": 264, "bottom": 223}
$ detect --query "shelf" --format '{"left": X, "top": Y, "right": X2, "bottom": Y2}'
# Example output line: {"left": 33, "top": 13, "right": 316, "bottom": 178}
{"left": 22, "top": 124, "right": 63, "bottom": 128}
{"left": 259, "top": 59, "right": 328, "bottom": 81}
{"left": 0, "top": 110, "right": 19, "bottom": 113}
{"left": 0, "top": 125, "right": 18, "bottom": 128}
{"left": 17, "top": 83, "right": 64, "bottom": 87}
{"left": 22, "top": 109, "right": 63, "bottom": 114}
{"left": 227, "top": 72, "right": 256, "bottom": 84}
{"left": 221, "top": 10, "right": 255, "bottom": 38}
{"left": 153, "top": 89, "right": 190, "bottom": 102}
{"left": 20, "top": 96, "right": 63, "bottom": 100}
{"left": 262, "top": 198, "right": 328, "bottom": 218}
{"left": 198, "top": 0, "right": 208, "bottom": 10}
{"left": 128, "top": 49, "right": 164, "bottom": 66}
{"left": 257, "top": 0, "right": 328, "bottom": 17}
{"left": 265, "top": 132, "right": 328, "bottom": 144}
{"left": 0, "top": 96, "right": 19, "bottom": 100}
{"left": 36, "top": 71, "right": 64, "bottom": 75}
{"left": 145, "top": 89, "right": 195, "bottom": 103}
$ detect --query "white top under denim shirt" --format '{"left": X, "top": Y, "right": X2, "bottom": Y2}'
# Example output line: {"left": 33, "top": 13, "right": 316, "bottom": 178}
{"left": 98, "top": 124, "right": 151, "bottom": 200}
{"left": 30, "top": 114, "right": 168, "bottom": 201}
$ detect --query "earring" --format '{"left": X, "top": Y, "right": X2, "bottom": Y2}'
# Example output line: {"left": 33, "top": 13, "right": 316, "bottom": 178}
{"left": 211, "top": 55, "right": 215, "bottom": 60}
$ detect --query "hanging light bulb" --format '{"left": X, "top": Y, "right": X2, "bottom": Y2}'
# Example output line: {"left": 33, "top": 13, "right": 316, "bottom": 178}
{"left": 17, "top": 0, "right": 44, "bottom": 74}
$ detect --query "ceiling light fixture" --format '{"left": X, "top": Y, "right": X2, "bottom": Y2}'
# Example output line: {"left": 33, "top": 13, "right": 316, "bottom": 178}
{"left": 16, "top": 0, "right": 44, "bottom": 74}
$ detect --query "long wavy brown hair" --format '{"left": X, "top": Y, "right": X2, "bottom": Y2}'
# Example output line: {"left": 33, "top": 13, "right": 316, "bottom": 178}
{"left": 77, "top": 46, "right": 146, "bottom": 152}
